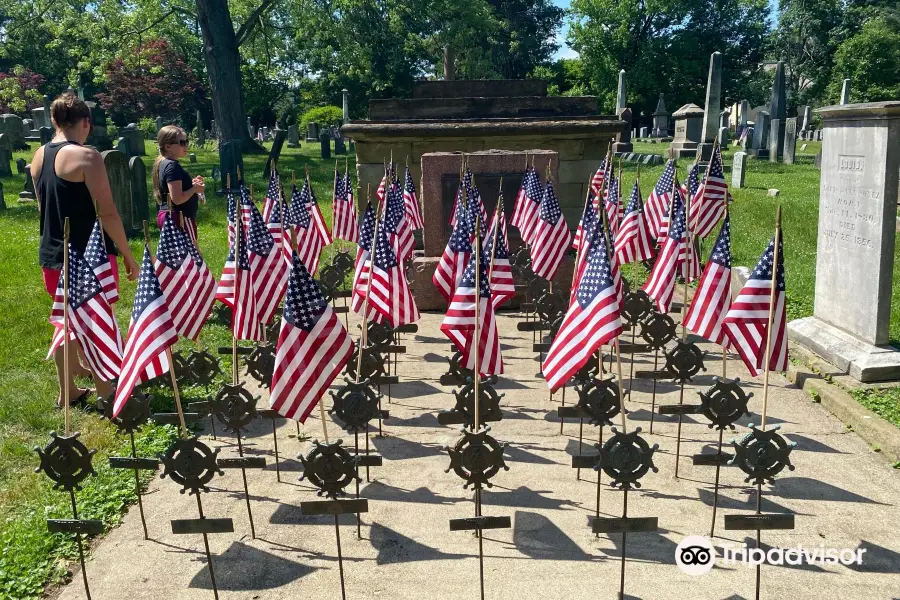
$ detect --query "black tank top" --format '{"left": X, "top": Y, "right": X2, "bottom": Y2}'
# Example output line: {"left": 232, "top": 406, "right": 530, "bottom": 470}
{"left": 37, "top": 141, "right": 116, "bottom": 269}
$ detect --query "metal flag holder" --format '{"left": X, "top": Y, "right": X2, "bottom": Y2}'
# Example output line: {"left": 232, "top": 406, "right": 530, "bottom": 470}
{"left": 298, "top": 440, "right": 367, "bottom": 600}
{"left": 633, "top": 311, "right": 678, "bottom": 433}
{"left": 209, "top": 382, "right": 266, "bottom": 538}
{"left": 329, "top": 378, "right": 386, "bottom": 536}
{"left": 161, "top": 436, "right": 233, "bottom": 600}
{"left": 345, "top": 343, "right": 393, "bottom": 436}
{"left": 657, "top": 339, "right": 707, "bottom": 478}
{"left": 362, "top": 320, "right": 408, "bottom": 406}
{"left": 101, "top": 389, "right": 158, "bottom": 539}
{"left": 691, "top": 377, "right": 752, "bottom": 537}
{"left": 619, "top": 289, "right": 654, "bottom": 396}
{"left": 186, "top": 348, "right": 224, "bottom": 439}
{"left": 560, "top": 353, "right": 601, "bottom": 477}
{"left": 257, "top": 408, "right": 287, "bottom": 482}
{"left": 515, "top": 275, "right": 549, "bottom": 349}
{"left": 438, "top": 376, "right": 505, "bottom": 428}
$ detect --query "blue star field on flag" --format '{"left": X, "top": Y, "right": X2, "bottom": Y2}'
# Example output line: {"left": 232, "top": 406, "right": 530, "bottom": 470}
{"left": 750, "top": 235, "right": 785, "bottom": 291}
{"left": 283, "top": 254, "right": 328, "bottom": 332}
{"left": 359, "top": 203, "right": 376, "bottom": 252}
{"left": 131, "top": 247, "right": 165, "bottom": 323}
{"left": 709, "top": 216, "right": 732, "bottom": 268}
{"left": 576, "top": 222, "right": 615, "bottom": 309}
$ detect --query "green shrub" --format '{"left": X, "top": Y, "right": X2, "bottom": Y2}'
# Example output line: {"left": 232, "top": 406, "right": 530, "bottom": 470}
{"left": 138, "top": 116, "right": 157, "bottom": 139}
{"left": 300, "top": 105, "right": 343, "bottom": 131}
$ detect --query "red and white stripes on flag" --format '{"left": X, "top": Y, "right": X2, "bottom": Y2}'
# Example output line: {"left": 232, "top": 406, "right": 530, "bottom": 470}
{"left": 511, "top": 166, "right": 542, "bottom": 244}
{"left": 433, "top": 201, "right": 474, "bottom": 303}
{"left": 243, "top": 192, "right": 288, "bottom": 324}
{"left": 217, "top": 226, "right": 263, "bottom": 341}
{"left": 383, "top": 179, "right": 416, "bottom": 262}
{"left": 683, "top": 216, "right": 732, "bottom": 346}
{"left": 603, "top": 174, "right": 620, "bottom": 236}
{"left": 722, "top": 233, "right": 788, "bottom": 377}
{"left": 529, "top": 181, "right": 571, "bottom": 281}
{"left": 573, "top": 189, "right": 597, "bottom": 254}
{"left": 263, "top": 168, "right": 281, "bottom": 223}
{"left": 440, "top": 244, "right": 503, "bottom": 376}
{"left": 615, "top": 180, "right": 655, "bottom": 265}
{"left": 270, "top": 252, "right": 354, "bottom": 422}
{"left": 645, "top": 159, "right": 676, "bottom": 241}
{"left": 543, "top": 219, "right": 622, "bottom": 392}
{"left": 643, "top": 187, "right": 689, "bottom": 314}
{"left": 485, "top": 203, "right": 515, "bottom": 308}
{"left": 354, "top": 217, "right": 420, "bottom": 326}
{"left": 332, "top": 167, "right": 359, "bottom": 243}
{"left": 84, "top": 220, "right": 118, "bottom": 304}
{"left": 589, "top": 158, "right": 609, "bottom": 195}
{"left": 689, "top": 143, "right": 729, "bottom": 238}
{"left": 403, "top": 165, "right": 424, "bottom": 230}
{"left": 48, "top": 243, "right": 123, "bottom": 381}
{"left": 113, "top": 246, "right": 178, "bottom": 417}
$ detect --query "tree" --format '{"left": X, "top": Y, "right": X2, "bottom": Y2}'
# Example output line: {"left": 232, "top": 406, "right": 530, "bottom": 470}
{"left": 773, "top": 0, "right": 843, "bottom": 106}
{"left": 827, "top": 17, "right": 900, "bottom": 103}
{"left": 0, "top": 66, "right": 44, "bottom": 114}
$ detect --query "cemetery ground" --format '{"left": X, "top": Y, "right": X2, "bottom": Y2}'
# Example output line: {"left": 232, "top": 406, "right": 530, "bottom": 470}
{"left": 0, "top": 138, "right": 898, "bottom": 598}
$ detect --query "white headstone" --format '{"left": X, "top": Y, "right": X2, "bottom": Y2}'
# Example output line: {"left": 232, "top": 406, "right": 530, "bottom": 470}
{"left": 732, "top": 152, "right": 747, "bottom": 188}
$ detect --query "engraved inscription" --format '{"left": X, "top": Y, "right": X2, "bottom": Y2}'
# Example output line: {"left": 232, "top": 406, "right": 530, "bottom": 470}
{"left": 838, "top": 155, "right": 865, "bottom": 172}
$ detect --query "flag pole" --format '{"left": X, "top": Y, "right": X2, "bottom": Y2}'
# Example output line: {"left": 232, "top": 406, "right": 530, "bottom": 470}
{"left": 62, "top": 218, "right": 71, "bottom": 435}
{"left": 633, "top": 164, "right": 641, "bottom": 292}
{"left": 760, "top": 207, "right": 782, "bottom": 430}
{"left": 232, "top": 176, "right": 240, "bottom": 387}
{"left": 722, "top": 191, "right": 730, "bottom": 379}
{"left": 356, "top": 186, "right": 384, "bottom": 384}
{"left": 488, "top": 181, "right": 501, "bottom": 284}
{"left": 474, "top": 215, "right": 482, "bottom": 432}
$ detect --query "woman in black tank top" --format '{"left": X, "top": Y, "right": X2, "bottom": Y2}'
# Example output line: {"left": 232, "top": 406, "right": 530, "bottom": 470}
{"left": 31, "top": 92, "right": 138, "bottom": 409}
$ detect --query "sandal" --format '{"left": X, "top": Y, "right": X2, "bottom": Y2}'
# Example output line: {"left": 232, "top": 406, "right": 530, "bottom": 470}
{"left": 55, "top": 389, "right": 94, "bottom": 411}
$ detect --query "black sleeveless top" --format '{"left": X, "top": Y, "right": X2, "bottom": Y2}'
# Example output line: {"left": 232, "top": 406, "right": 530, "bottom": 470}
{"left": 37, "top": 141, "right": 117, "bottom": 269}
{"left": 158, "top": 158, "right": 199, "bottom": 219}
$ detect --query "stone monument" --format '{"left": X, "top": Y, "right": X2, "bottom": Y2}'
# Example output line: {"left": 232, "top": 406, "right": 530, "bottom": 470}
{"left": 652, "top": 94, "right": 670, "bottom": 138}
{"left": 320, "top": 131, "right": 331, "bottom": 159}
{"left": 155, "top": 116, "right": 163, "bottom": 133}
{"left": 840, "top": 79, "right": 851, "bottom": 105}
{"left": 783, "top": 117, "right": 797, "bottom": 164}
{"left": 768, "top": 61, "right": 787, "bottom": 161}
{"left": 697, "top": 51, "right": 722, "bottom": 162}
{"left": 306, "top": 122, "right": 319, "bottom": 143}
{"left": 732, "top": 151, "right": 747, "bottom": 188}
{"left": 264, "top": 128, "right": 287, "bottom": 179}
{"left": 789, "top": 101, "right": 900, "bottom": 381}
{"left": 667, "top": 103, "right": 704, "bottom": 159}
{"left": 0, "top": 114, "right": 26, "bottom": 149}
{"left": 748, "top": 112, "right": 770, "bottom": 158}
{"left": 287, "top": 124, "right": 300, "bottom": 148}
{"left": 616, "top": 70, "right": 627, "bottom": 113}
{"left": 129, "top": 156, "right": 150, "bottom": 228}
{"left": 84, "top": 101, "right": 112, "bottom": 151}
{"left": 612, "top": 107, "right": 633, "bottom": 154}
{"left": 20, "top": 165, "right": 35, "bottom": 201}
{"left": 0, "top": 134, "right": 11, "bottom": 177}
{"left": 102, "top": 150, "right": 135, "bottom": 234}
{"left": 342, "top": 88, "right": 350, "bottom": 125}
{"left": 120, "top": 124, "right": 145, "bottom": 156}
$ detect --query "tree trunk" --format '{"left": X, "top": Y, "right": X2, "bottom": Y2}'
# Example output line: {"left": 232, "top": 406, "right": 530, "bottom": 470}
{"left": 194, "top": 0, "right": 264, "bottom": 153}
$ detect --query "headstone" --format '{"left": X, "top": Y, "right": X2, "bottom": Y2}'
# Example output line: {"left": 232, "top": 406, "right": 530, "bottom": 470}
{"left": 616, "top": 70, "right": 627, "bottom": 112}
{"left": 39, "top": 126, "right": 53, "bottom": 146}
{"left": 612, "top": 107, "right": 632, "bottom": 153}
{"left": 155, "top": 116, "right": 163, "bottom": 133}
{"left": 717, "top": 126, "right": 729, "bottom": 147}
{"left": 102, "top": 150, "right": 135, "bottom": 233}
{"left": 306, "top": 122, "right": 319, "bottom": 143}
{"left": 768, "top": 119, "right": 782, "bottom": 162}
{"left": 0, "top": 114, "right": 26, "bottom": 149}
{"left": 30, "top": 107, "right": 47, "bottom": 130}
{"left": 84, "top": 101, "right": 112, "bottom": 151}
{"left": 740, "top": 126, "right": 753, "bottom": 152}
{"left": 0, "top": 181, "right": 5, "bottom": 210}
{"left": 719, "top": 110, "right": 730, "bottom": 129}
{"left": 814, "top": 151, "right": 822, "bottom": 169}
{"left": 189, "top": 152, "right": 197, "bottom": 163}
{"left": 0, "top": 134, "right": 11, "bottom": 177}
{"left": 767, "top": 61, "right": 787, "bottom": 160}
{"left": 789, "top": 101, "right": 900, "bottom": 382}
{"left": 219, "top": 140, "right": 244, "bottom": 195}
{"left": 196, "top": 126, "right": 205, "bottom": 146}
{"left": 767, "top": 188, "right": 780, "bottom": 197}
{"left": 263, "top": 128, "right": 287, "bottom": 180}
{"left": 16, "top": 158, "right": 26, "bottom": 174}
{"left": 116, "top": 137, "right": 131, "bottom": 158}
{"left": 732, "top": 152, "right": 747, "bottom": 188}
{"left": 22, "top": 119, "right": 33, "bottom": 138}
{"left": 783, "top": 117, "right": 797, "bottom": 164}
{"left": 698, "top": 51, "right": 723, "bottom": 161}
{"left": 287, "top": 124, "right": 300, "bottom": 148}
{"left": 802, "top": 106, "right": 812, "bottom": 132}
{"left": 749, "top": 112, "right": 770, "bottom": 158}
{"left": 128, "top": 156, "right": 149, "bottom": 228}
{"left": 739, "top": 100, "right": 750, "bottom": 127}
{"left": 652, "top": 94, "right": 669, "bottom": 137}
{"left": 334, "top": 137, "right": 346, "bottom": 155}
{"left": 666, "top": 103, "right": 704, "bottom": 159}
{"left": 800, "top": 143, "right": 808, "bottom": 151}
{"left": 247, "top": 117, "right": 253, "bottom": 137}
{"left": 120, "top": 123, "right": 145, "bottom": 156}
{"left": 730, "top": 102, "right": 739, "bottom": 130}
{"left": 840, "top": 79, "right": 851, "bottom": 105}
{"left": 320, "top": 132, "right": 331, "bottom": 159}
{"left": 639, "top": 127, "right": 648, "bottom": 138}
{"left": 210, "top": 120, "right": 217, "bottom": 138}
{"left": 20, "top": 165, "right": 35, "bottom": 200}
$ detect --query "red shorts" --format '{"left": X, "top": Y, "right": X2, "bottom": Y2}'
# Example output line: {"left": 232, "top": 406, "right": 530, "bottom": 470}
{"left": 43, "top": 254, "right": 120, "bottom": 297}
{"left": 157, "top": 210, "right": 198, "bottom": 247}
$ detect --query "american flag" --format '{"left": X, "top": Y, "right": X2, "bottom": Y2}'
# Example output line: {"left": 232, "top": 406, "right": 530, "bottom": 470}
{"left": 684, "top": 162, "right": 701, "bottom": 204}
{"left": 354, "top": 216, "right": 420, "bottom": 326}
{"left": 722, "top": 232, "right": 788, "bottom": 376}
{"left": 48, "top": 243, "right": 122, "bottom": 381}
{"left": 286, "top": 182, "right": 326, "bottom": 276}
{"left": 615, "top": 180, "right": 655, "bottom": 265}
{"left": 403, "top": 165, "right": 424, "bottom": 230}
{"left": 433, "top": 197, "right": 474, "bottom": 303}
{"left": 113, "top": 246, "right": 178, "bottom": 418}
{"left": 305, "top": 177, "right": 334, "bottom": 260}
{"left": 645, "top": 159, "right": 675, "bottom": 241}
{"left": 530, "top": 181, "right": 571, "bottom": 281}
{"left": 684, "top": 216, "right": 732, "bottom": 346}
{"left": 440, "top": 239, "right": 503, "bottom": 375}
{"left": 155, "top": 214, "right": 216, "bottom": 340}
{"left": 485, "top": 201, "right": 515, "bottom": 308}
{"left": 350, "top": 202, "right": 377, "bottom": 315}
{"left": 448, "top": 184, "right": 464, "bottom": 229}
{"left": 243, "top": 191, "right": 288, "bottom": 324}
{"left": 270, "top": 252, "right": 354, "bottom": 422}
{"left": 85, "top": 219, "right": 118, "bottom": 304}
{"left": 690, "top": 144, "right": 728, "bottom": 238}
{"left": 603, "top": 174, "right": 620, "bottom": 236}
{"left": 267, "top": 186, "right": 292, "bottom": 265}
{"left": 216, "top": 226, "right": 262, "bottom": 340}
{"left": 332, "top": 167, "right": 359, "bottom": 242}
{"left": 572, "top": 189, "right": 597, "bottom": 254}
{"left": 262, "top": 167, "right": 280, "bottom": 223}
{"left": 643, "top": 186, "right": 689, "bottom": 313}
{"left": 543, "top": 218, "right": 622, "bottom": 392}
{"left": 226, "top": 188, "right": 237, "bottom": 249}
{"left": 383, "top": 178, "right": 415, "bottom": 262}
{"left": 589, "top": 158, "right": 609, "bottom": 195}
{"left": 376, "top": 170, "right": 387, "bottom": 202}
{"left": 464, "top": 169, "right": 488, "bottom": 239}
{"left": 512, "top": 167, "right": 542, "bottom": 244}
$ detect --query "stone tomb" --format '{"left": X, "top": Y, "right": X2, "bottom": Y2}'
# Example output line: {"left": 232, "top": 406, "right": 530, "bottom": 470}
{"left": 0, "top": 114, "right": 26, "bottom": 149}
{"left": 789, "top": 101, "right": 900, "bottom": 382}
{"left": 666, "top": 103, "right": 704, "bottom": 159}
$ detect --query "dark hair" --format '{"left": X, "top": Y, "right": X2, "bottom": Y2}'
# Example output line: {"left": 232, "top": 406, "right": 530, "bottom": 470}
{"left": 50, "top": 92, "right": 91, "bottom": 130}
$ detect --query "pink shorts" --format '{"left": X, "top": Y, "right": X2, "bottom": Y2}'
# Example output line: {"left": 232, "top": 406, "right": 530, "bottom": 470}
{"left": 157, "top": 210, "right": 198, "bottom": 246}
{"left": 43, "top": 254, "right": 120, "bottom": 297}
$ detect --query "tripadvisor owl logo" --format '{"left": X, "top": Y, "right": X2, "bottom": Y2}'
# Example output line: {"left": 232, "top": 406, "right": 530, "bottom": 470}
{"left": 676, "top": 536, "right": 716, "bottom": 575}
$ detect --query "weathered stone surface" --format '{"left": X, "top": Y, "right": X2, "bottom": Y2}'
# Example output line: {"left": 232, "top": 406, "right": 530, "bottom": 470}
{"left": 39, "top": 126, "right": 53, "bottom": 146}
{"left": 770, "top": 61, "right": 786, "bottom": 122}
{"left": 717, "top": 126, "right": 728, "bottom": 147}
{"left": 264, "top": 128, "right": 287, "bottom": 179}
{"left": 411, "top": 79, "right": 547, "bottom": 99}
{"left": 120, "top": 124, "right": 145, "bottom": 156}
{"left": 700, "top": 51, "right": 722, "bottom": 148}
{"left": 769, "top": 118, "right": 783, "bottom": 162}
{"left": 306, "top": 122, "right": 319, "bottom": 142}
{"left": 102, "top": 150, "right": 135, "bottom": 233}
{"left": 667, "top": 103, "right": 703, "bottom": 159}
{"left": 558, "top": 159, "right": 597, "bottom": 185}
{"left": 20, "top": 164, "right": 35, "bottom": 200}
{"left": 368, "top": 96, "right": 599, "bottom": 120}
{"left": 611, "top": 108, "right": 632, "bottom": 153}
{"left": 749, "top": 112, "right": 770, "bottom": 158}
{"left": 840, "top": 79, "right": 851, "bottom": 105}
{"left": 732, "top": 151, "right": 747, "bottom": 188}
{"left": 740, "top": 126, "right": 753, "bottom": 152}
{"left": 616, "top": 70, "right": 627, "bottom": 112}
{"left": 0, "top": 134, "right": 11, "bottom": 177}
{"left": 287, "top": 124, "right": 300, "bottom": 148}
{"left": 0, "top": 114, "right": 26, "bottom": 149}
{"left": 652, "top": 94, "right": 669, "bottom": 136}
{"left": 128, "top": 156, "right": 149, "bottom": 228}
{"left": 767, "top": 188, "right": 779, "bottom": 197}
{"left": 16, "top": 157, "right": 25, "bottom": 174}
{"left": 783, "top": 117, "right": 797, "bottom": 164}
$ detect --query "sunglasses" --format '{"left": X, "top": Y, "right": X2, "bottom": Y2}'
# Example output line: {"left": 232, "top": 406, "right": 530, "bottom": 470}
{"left": 177, "top": 139, "right": 189, "bottom": 147}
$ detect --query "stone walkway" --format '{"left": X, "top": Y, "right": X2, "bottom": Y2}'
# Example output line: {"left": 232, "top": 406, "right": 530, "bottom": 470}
{"left": 57, "top": 311, "right": 900, "bottom": 600}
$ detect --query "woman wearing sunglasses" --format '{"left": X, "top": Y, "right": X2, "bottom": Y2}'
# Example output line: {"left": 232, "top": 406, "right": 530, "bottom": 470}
{"left": 152, "top": 125, "right": 205, "bottom": 244}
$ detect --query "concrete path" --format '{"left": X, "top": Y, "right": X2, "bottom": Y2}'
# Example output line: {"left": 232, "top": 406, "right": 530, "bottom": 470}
{"left": 57, "top": 311, "right": 900, "bottom": 600}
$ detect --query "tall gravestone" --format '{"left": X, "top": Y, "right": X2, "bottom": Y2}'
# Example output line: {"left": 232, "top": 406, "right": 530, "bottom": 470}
{"left": 120, "top": 124, "right": 145, "bottom": 156}
{"left": 85, "top": 101, "right": 112, "bottom": 151}
{"left": 155, "top": 116, "right": 163, "bottom": 133}
{"left": 20, "top": 165, "right": 36, "bottom": 201}
{"left": 16, "top": 158, "right": 26, "bottom": 174}
{"left": 39, "top": 126, "right": 53, "bottom": 146}
{"left": 263, "top": 128, "right": 287, "bottom": 179}
{"left": 342, "top": 89, "right": 350, "bottom": 124}
{"left": 335, "top": 137, "right": 347, "bottom": 155}
{"left": 783, "top": 117, "right": 797, "bottom": 164}
{"left": 749, "top": 112, "right": 770, "bottom": 158}
{"left": 840, "top": 79, "right": 851, "bottom": 105}
{"left": 0, "top": 134, "right": 12, "bottom": 177}
{"left": 219, "top": 140, "right": 244, "bottom": 195}
{"left": 320, "top": 132, "right": 331, "bottom": 159}
{"left": 612, "top": 107, "right": 632, "bottom": 153}
{"left": 768, "top": 61, "right": 787, "bottom": 160}
{"left": 102, "top": 150, "right": 135, "bottom": 234}
{"left": 306, "top": 122, "right": 319, "bottom": 142}
{"left": 616, "top": 70, "right": 627, "bottom": 113}
{"left": 732, "top": 151, "right": 747, "bottom": 188}
{"left": 0, "top": 114, "right": 26, "bottom": 149}
{"left": 652, "top": 94, "right": 669, "bottom": 137}
{"left": 740, "top": 126, "right": 753, "bottom": 152}
{"left": 129, "top": 157, "right": 149, "bottom": 229}
{"left": 698, "top": 51, "right": 722, "bottom": 162}
{"left": 789, "top": 102, "right": 900, "bottom": 381}
{"left": 287, "top": 124, "right": 300, "bottom": 148}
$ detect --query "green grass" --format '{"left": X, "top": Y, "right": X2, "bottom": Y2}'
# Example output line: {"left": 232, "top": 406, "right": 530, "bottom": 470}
{"left": 0, "top": 140, "right": 346, "bottom": 599}
{"left": 850, "top": 387, "right": 900, "bottom": 428}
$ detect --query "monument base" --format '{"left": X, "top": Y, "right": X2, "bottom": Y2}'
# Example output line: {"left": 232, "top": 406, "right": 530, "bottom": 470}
{"left": 611, "top": 142, "right": 633, "bottom": 154}
{"left": 665, "top": 142, "right": 699, "bottom": 159}
{"left": 746, "top": 149, "right": 769, "bottom": 159}
{"left": 696, "top": 142, "right": 715, "bottom": 162}
{"left": 788, "top": 317, "right": 900, "bottom": 382}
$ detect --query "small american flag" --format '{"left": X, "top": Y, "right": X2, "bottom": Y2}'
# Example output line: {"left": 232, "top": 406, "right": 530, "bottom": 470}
{"left": 48, "top": 243, "right": 123, "bottom": 381}
{"left": 306, "top": 178, "right": 333, "bottom": 258}
{"left": 267, "top": 186, "right": 292, "bottom": 265}
{"left": 615, "top": 180, "right": 655, "bottom": 264}
{"left": 643, "top": 187, "right": 689, "bottom": 313}
{"left": 530, "top": 181, "right": 571, "bottom": 281}
{"left": 350, "top": 202, "right": 377, "bottom": 316}
{"left": 464, "top": 169, "right": 488, "bottom": 239}
{"left": 376, "top": 171, "right": 387, "bottom": 202}
{"left": 233, "top": 226, "right": 262, "bottom": 341}
{"left": 690, "top": 144, "right": 728, "bottom": 238}
{"left": 262, "top": 168, "right": 280, "bottom": 222}
{"left": 270, "top": 252, "right": 354, "bottom": 422}
{"left": 156, "top": 214, "right": 216, "bottom": 341}
{"left": 512, "top": 167, "right": 543, "bottom": 244}
{"left": 383, "top": 179, "right": 415, "bottom": 262}
{"left": 684, "top": 216, "right": 732, "bottom": 346}
{"left": 722, "top": 232, "right": 788, "bottom": 376}
{"left": 286, "top": 182, "right": 326, "bottom": 276}
{"left": 589, "top": 158, "right": 608, "bottom": 195}
{"left": 543, "top": 218, "right": 622, "bottom": 392}
{"left": 645, "top": 160, "right": 675, "bottom": 241}
{"left": 440, "top": 240, "right": 503, "bottom": 375}
{"left": 354, "top": 216, "right": 420, "bottom": 326}
{"left": 403, "top": 166, "right": 424, "bottom": 230}
{"left": 84, "top": 219, "right": 118, "bottom": 304}
{"left": 433, "top": 198, "right": 474, "bottom": 303}
{"left": 603, "top": 174, "right": 620, "bottom": 236}
{"left": 113, "top": 246, "right": 178, "bottom": 417}
{"left": 332, "top": 167, "right": 359, "bottom": 242}
{"left": 243, "top": 191, "right": 287, "bottom": 324}
{"left": 485, "top": 200, "right": 515, "bottom": 308}
{"left": 226, "top": 188, "right": 237, "bottom": 249}
{"left": 573, "top": 189, "right": 597, "bottom": 254}
{"left": 684, "top": 162, "right": 701, "bottom": 203}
